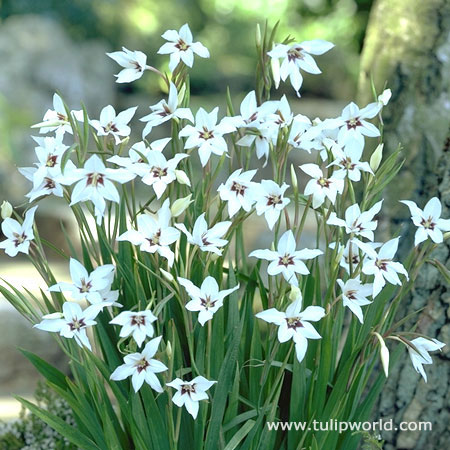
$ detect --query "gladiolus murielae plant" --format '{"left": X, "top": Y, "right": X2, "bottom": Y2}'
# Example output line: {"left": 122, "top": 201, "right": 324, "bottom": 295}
{"left": 1, "top": 22, "right": 448, "bottom": 449}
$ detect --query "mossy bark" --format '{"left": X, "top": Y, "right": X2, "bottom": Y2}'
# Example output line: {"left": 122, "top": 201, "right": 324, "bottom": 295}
{"left": 359, "top": 1, "right": 450, "bottom": 448}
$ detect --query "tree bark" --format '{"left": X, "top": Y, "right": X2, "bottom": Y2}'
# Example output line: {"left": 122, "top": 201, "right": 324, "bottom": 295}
{"left": 359, "top": 1, "right": 450, "bottom": 449}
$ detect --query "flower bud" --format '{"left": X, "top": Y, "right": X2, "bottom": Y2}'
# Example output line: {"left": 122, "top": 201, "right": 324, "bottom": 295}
{"left": 378, "top": 89, "right": 392, "bottom": 106}
{"left": 290, "top": 164, "right": 298, "bottom": 191}
{"left": 1, "top": 201, "right": 12, "bottom": 219}
{"left": 170, "top": 194, "right": 193, "bottom": 218}
{"left": 175, "top": 170, "right": 191, "bottom": 187}
{"left": 160, "top": 268, "right": 174, "bottom": 282}
{"left": 255, "top": 24, "right": 262, "bottom": 49}
{"left": 373, "top": 332, "right": 389, "bottom": 377}
{"left": 166, "top": 340, "right": 172, "bottom": 358}
{"left": 370, "top": 144, "right": 383, "bottom": 172}
{"left": 289, "top": 285, "right": 301, "bottom": 302}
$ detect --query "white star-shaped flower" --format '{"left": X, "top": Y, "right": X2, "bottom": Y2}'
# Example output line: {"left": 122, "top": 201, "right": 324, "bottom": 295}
{"left": 253, "top": 180, "right": 290, "bottom": 230}
{"left": 107, "top": 47, "right": 148, "bottom": 83}
{"left": 406, "top": 337, "right": 445, "bottom": 382}
{"left": 158, "top": 23, "right": 210, "bottom": 72}
{"left": 327, "top": 201, "right": 383, "bottom": 241}
{"left": 178, "top": 276, "right": 239, "bottom": 325}
{"left": 300, "top": 163, "right": 344, "bottom": 208}
{"left": 110, "top": 336, "right": 168, "bottom": 392}
{"left": 176, "top": 213, "right": 231, "bottom": 255}
{"left": 268, "top": 40, "right": 334, "bottom": 96}
{"left": 90, "top": 105, "right": 137, "bottom": 144}
{"left": 34, "top": 302, "right": 100, "bottom": 350}
{"left": 140, "top": 82, "right": 194, "bottom": 137}
{"left": 0, "top": 206, "right": 38, "bottom": 257}
{"left": 166, "top": 376, "right": 216, "bottom": 419}
{"left": 117, "top": 199, "right": 180, "bottom": 266}
{"left": 217, "top": 168, "right": 258, "bottom": 218}
{"left": 110, "top": 310, "right": 158, "bottom": 347}
{"left": 337, "top": 277, "right": 373, "bottom": 324}
{"left": 179, "top": 107, "right": 236, "bottom": 166}
{"left": 255, "top": 287, "right": 325, "bottom": 362}
{"left": 249, "top": 230, "right": 322, "bottom": 287}
{"left": 400, "top": 197, "right": 450, "bottom": 246}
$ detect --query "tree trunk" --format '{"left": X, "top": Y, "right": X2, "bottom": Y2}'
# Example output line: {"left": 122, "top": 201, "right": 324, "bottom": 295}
{"left": 358, "top": 1, "right": 450, "bottom": 449}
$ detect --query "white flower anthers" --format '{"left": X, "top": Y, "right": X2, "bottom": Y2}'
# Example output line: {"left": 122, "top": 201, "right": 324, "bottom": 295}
{"left": 217, "top": 169, "right": 258, "bottom": 218}
{"left": 110, "top": 310, "right": 158, "bottom": 347}
{"left": 406, "top": 337, "right": 445, "bottom": 382}
{"left": 300, "top": 163, "right": 344, "bottom": 209}
{"left": 141, "top": 82, "right": 194, "bottom": 138}
{"left": 107, "top": 47, "right": 148, "bottom": 83}
{"left": 179, "top": 107, "right": 236, "bottom": 167}
{"left": 255, "top": 288, "right": 325, "bottom": 363}
{"left": 90, "top": 105, "right": 137, "bottom": 145}
{"left": 400, "top": 197, "right": 450, "bottom": 246}
{"left": 34, "top": 302, "right": 100, "bottom": 350}
{"left": 37, "top": 93, "right": 83, "bottom": 136}
{"left": 158, "top": 23, "right": 210, "bottom": 72}
{"left": 178, "top": 276, "right": 239, "bottom": 326}
{"left": 49, "top": 258, "right": 117, "bottom": 305}
{"left": 166, "top": 376, "right": 216, "bottom": 419}
{"left": 0, "top": 206, "right": 37, "bottom": 257}
{"left": 249, "top": 230, "right": 322, "bottom": 287}
{"left": 118, "top": 199, "right": 180, "bottom": 267}
{"left": 59, "top": 154, "right": 135, "bottom": 224}
{"left": 327, "top": 201, "right": 383, "bottom": 241}
{"left": 253, "top": 180, "right": 290, "bottom": 230}
{"left": 268, "top": 40, "right": 334, "bottom": 96}
{"left": 110, "top": 336, "right": 168, "bottom": 393}
{"left": 360, "top": 238, "right": 409, "bottom": 298}
{"left": 176, "top": 213, "right": 231, "bottom": 255}
{"left": 337, "top": 277, "right": 373, "bottom": 324}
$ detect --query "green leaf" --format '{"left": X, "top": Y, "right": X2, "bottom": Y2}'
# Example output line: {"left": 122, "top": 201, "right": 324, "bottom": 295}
{"left": 224, "top": 420, "right": 256, "bottom": 450}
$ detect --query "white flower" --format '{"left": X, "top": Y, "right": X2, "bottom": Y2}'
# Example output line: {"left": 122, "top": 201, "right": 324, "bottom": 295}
{"left": 327, "top": 201, "right": 383, "bottom": 241}
{"left": 59, "top": 154, "right": 135, "bottom": 224}
{"left": 176, "top": 213, "right": 231, "bottom": 255}
{"left": 288, "top": 114, "right": 314, "bottom": 151}
{"left": 108, "top": 138, "right": 171, "bottom": 170}
{"left": 166, "top": 376, "right": 216, "bottom": 419}
{"left": 179, "top": 107, "right": 236, "bottom": 167}
{"left": 400, "top": 197, "right": 450, "bottom": 246}
{"left": 268, "top": 40, "right": 334, "bottom": 96}
{"left": 407, "top": 337, "right": 445, "bottom": 382}
{"left": 337, "top": 277, "right": 372, "bottom": 323}
{"left": 330, "top": 240, "right": 381, "bottom": 274}
{"left": 237, "top": 125, "right": 277, "bottom": 166}
{"left": 218, "top": 169, "right": 258, "bottom": 217}
{"left": 327, "top": 141, "right": 373, "bottom": 181}
{"left": 49, "top": 258, "right": 115, "bottom": 304}
{"left": 140, "top": 82, "right": 194, "bottom": 137}
{"left": 231, "top": 91, "right": 278, "bottom": 128}
{"left": 110, "top": 310, "right": 158, "bottom": 347}
{"left": 34, "top": 302, "right": 100, "bottom": 350}
{"left": 253, "top": 180, "right": 290, "bottom": 230}
{"left": 249, "top": 230, "right": 322, "bottom": 287}
{"left": 131, "top": 150, "right": 189, "bottom": 198}
{"left": 336, "top": 101, "right": 381, "bottom": 148}
{"left": 255, "top": 288, "right": 325, "bottom": 362}
{"left": 90, "top": 105, "right": 137, "bottom": 145}
{"left": 117, "top": 199, "right": 180, "bottom": 266}
{"left": 178, "top": 276, "right": 239, "bottom": 325}
{"left": 268, "top": 95, "right": 293, "bottom": 129}
{"left": 107, "top": 47, "right": 148, "bottom": 83}
{"left": 36, "top": 93, "right": 83, "bottom": 135}
{"left": 0, "top": 206, "right": 37, "bottom": 257}
{"left": 361, "top": 237, "right": 409, "bottom": 297}
{"left": 110, "top": 336, "right": 168, "bottom": 392}
{"left": 378, "top": 89, "right": 392, "bottom": 106}
{"left": 158, "top": 23, "right": 210, "bottom": 72}
{"left": 300, "top": 163, "right": 344, "bottom": 209}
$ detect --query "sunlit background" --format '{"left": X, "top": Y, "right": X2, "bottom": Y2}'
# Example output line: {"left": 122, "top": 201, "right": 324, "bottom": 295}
{"left": 0, "top": 0, "right": 374, "bottom": 419}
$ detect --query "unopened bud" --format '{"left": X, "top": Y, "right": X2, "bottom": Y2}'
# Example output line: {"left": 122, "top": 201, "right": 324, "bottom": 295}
{"left": 175, "top": 170, "right": 191, "bottom": 187}
{"left": 378, "top": 89, "right": 392, "bottom": 106}
{"left": 256, "top": 24, "right": 262, "bottom": 48}
{"left": 290, "top": 164, "right": 298, "bottom": 191}
{"left": 289, "top": 285, "right": 301, "bottom": 302}
{"left": 373, "top": 332, "right": 389, "bottom": 377}
{"left": 1, "top": 201, "right": 12, "bottom": 219}
{"left": 370, "top": 143, "right": 383, "bottom": 172}
{"left": 170, "top": 194, "right": 193, "bottom": 218}
{"left": 160, "top": 268, "right": 174, "bottom": 282}
{"left": 166, "top": 340, "right": 172, "bottom": 358}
